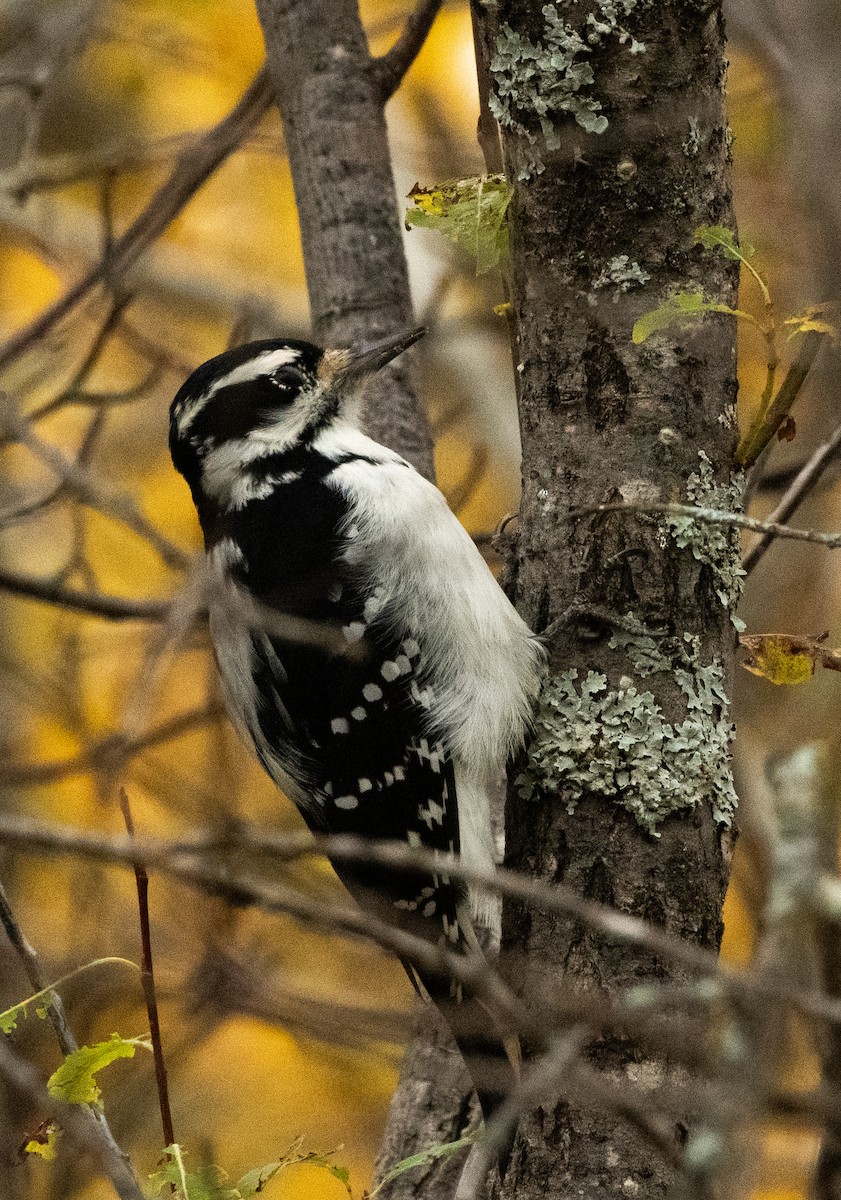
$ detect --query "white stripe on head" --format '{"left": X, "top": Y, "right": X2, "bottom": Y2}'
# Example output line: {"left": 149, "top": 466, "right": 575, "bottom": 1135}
{"left": 175, "top": 347, "right": 303, "bottom": 437}
{"left": 204, "top": 347, "right": 302, "bottom": 397}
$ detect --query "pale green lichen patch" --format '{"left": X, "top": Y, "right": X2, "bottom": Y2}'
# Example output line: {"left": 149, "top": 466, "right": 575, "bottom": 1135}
{"left": 517, "top": 629, "right": 737, "bottom": 834}
{"left": 489, "top": 2, "right": 649, "bottom": 179}
{"left": 660, "top": 450, "right": 745, "bottom": 618}
{"left": 592, "top": 254, "right": 651, "bottom": 300}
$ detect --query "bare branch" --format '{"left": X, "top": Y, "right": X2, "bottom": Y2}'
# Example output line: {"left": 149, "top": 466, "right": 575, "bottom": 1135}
{"left": 573, "top": 500, "right": 841, "bottom": 553}
{"left": 0, "top": 133, "right": 193, "bottom": 198}
{"left": 736, "top": 329, "right": 826, "bottom": 467}
{"left": 5, "top": 815, "right": 841, "bottom": 1028}
{"left": 0, "top": 705, "right": 220, "bottom": 787}
{"left": 744, "top": 418, "right": 841, "bottom": 573}
{"left": 0, "top": 569, "right": 170, "bottom": 620}
{"left": 0, "top": 67, "right": 273, "bottom": 373}
{"left": 0, "top": 879, "right": 143, "bottom": 1200}
{"left": 372, "top": 0, "right": 444, "bottom": 100}
{"left": 0, "top": 407, "right": 189, "bottom": 570}
{"left": 118, "top": 791, "right": 176, "bottom": 1152}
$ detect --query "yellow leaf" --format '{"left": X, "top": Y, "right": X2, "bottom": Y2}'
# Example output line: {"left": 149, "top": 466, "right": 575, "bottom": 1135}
{"left": 25, "top": 1123, "right": 61, "bottom": 1160}
{"left": 740, "top": 635, "right": 817, "bottom": 685}
{"left": 784, "top": 305, "right": 839, "bottom": 342}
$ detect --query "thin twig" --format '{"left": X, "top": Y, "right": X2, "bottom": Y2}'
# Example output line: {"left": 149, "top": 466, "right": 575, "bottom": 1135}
{"left": 118, "top": 791, "right": 175, "bottom": 1153}
{"left": 744, "top": 418, "right": 841, "bottom": 574}
{"left": 736, "top": 330, "right": 825, "bottom": 467}
{"left": 372, "top": 0, "right": 444, "bottom": 100}
{"left": 0, "top": 567, "right": 171, "bottom": 620}
{"left": 0, "top": 704, "right": 220, "bottom": 787}
{"left": 22, "top": 294, "right": 134, "bottom": 427}
{"left": 5, "top": 816, "right": 841, "bottom": 1028}
{"left": 0, "top": 878, "right": 143, "bottom": 1199}
{"left": 0, "top": 67, "right": 273, "bottom": 373}
{"left": 0, "top": 1039, "right": 144, "bottom": 1200}
{"left": 0, "top": 407, "right": 189, "bottom": 570}
{"left": 456, "top": 1030, "right": 589, "bottom": 1199}
{"left": 572, "top": 500, "right": 841, "bottom": 552}
{"left": 0, "top": 133, "right": 194, "bottom": 198}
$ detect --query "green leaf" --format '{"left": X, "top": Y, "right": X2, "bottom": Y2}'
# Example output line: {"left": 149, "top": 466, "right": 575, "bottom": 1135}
{"left": 232, "top": 1163, "right": 283, "bottom": 1198}
{"left": 406, "top": 175, "right": 512, "bottom": 274}
{"left": 0, "top": 999, "right": 28, "bottom": 1034}
{"left": 148, "top": 1147, "right": 230, "bottom": 1200}
{"left": 369, "top": 1134, "right": 478, "bottom": 1197}
{"left": 47, "top": 1034, "right": 151, "bottom": 1107}
{"left": 632, "top": 290, "right": 740, "bottom": 344}
{"left": 1, "top": 958, "right": 139, "bottom": 1036}
{"left": 148, "top": 1142, "right": 352, "bottom": 1200}
{"left": 693, "top": 224, "right": 755, "bottom": 263}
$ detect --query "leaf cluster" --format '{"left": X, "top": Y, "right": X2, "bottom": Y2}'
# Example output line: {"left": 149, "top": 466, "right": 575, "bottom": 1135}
{"left": 148, "top": 1141, "right": 351, "bottom": 1200}
{"left": 406, "top": 175, "right": 512, "bottom": 274}
{"left": 633, "top": 226, "right": 837, "bottom": 467}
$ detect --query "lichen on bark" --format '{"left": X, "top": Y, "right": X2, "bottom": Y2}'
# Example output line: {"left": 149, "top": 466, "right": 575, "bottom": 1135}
{"left": 518, "top": 628, "right": 737, "bottom": 834}
{"left": 488, "top": 1, "right": 650, "bottom": 177}
{"left": 659, "top": 449, "right": 746, "bottom": 620}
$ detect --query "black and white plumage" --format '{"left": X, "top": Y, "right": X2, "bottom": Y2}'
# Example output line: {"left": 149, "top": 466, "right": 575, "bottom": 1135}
{"left": 169, "top": 327, "right": 545, "bottom": 1111}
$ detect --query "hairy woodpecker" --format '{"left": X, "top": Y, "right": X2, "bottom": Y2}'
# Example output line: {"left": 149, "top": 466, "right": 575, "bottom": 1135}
{"left": 169, "top": 327, "right": 545, "bottom": 1111}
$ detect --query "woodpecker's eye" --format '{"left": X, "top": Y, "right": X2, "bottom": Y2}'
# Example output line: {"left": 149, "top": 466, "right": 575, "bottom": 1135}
{"left": 268, "top": 366, "right": 307, "bottom": 398}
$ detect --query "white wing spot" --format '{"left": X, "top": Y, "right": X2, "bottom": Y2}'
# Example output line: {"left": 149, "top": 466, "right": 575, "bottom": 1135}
{"left": 351, "top": 706, "right": 366, "bottom": 721}
{"left": 395, "top": 655, "right": 412, "bottom": 675}
{"left": 363, "top": 592, "right": 385, "bottom": 621}
{"left": 381, "top": 660, "right": 399, "bottom": 682}
{"left": 331, "top": 717, "right": 350, "bottom": 734}
{"left": 323, "top": 781, "right": 333, "bottom": 795}
{"left": 393, "top": 765, "right": 406, "bottom": 781}
{"left": 363, "top": 683, "right": 383, "bottom": 702}
{"left": 343, "top": 622, "right": 366, "bottom": 643}
{"left": 402, "top": 638, "right": 420, "bottom": 659}
{"left": 334, "top": 794, "right": 359, "bottom": 810}
{"left": 358, "top": 777, "right": 373, "bottom": 793}
{"left": 384, "top": 771, "right": 394, "bottom": 786}
{"left": 423, "top": 900, "right": 437, "bottom": 917}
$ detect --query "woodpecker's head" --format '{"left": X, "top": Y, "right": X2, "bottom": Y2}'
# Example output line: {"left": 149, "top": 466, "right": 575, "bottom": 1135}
{"left": 169, "top": 327, "right": 424, "bottom": 500}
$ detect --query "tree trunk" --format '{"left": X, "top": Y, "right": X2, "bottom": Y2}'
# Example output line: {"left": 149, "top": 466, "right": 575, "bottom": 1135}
{"left": 472, "top": 2, "right": 740, "bottom": 1195}
{"left": 253, "top": 3, "right": 479, "bottom": 1192}
{"left": 255, "top": 2, "right": 740, "bottom": 1196}
{"left": 253, "top": 0, "right": 434, "bottom": 477}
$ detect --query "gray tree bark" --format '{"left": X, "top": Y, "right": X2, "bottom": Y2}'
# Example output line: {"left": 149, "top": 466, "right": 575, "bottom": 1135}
{"left": 253, "top": 0, "right": 434, "bottom": 477}
{"left": 479, "top": 2, "right": 739, "bottom": 1196}
{"left": 255, "top": 1, "right": 740, "bottom": 1197}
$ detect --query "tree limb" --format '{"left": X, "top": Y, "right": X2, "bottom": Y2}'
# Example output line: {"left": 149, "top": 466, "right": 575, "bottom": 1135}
{"left": 372, "top": 0, "right": 444, "bottom": 101}
{"left": 0, "top": 67, "right": 273, "bottom": 373}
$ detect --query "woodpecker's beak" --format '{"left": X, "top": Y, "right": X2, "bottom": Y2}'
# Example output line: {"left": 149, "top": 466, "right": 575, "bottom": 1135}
{"left": 338, "top": 326, "right": 426, "bottom": 381}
